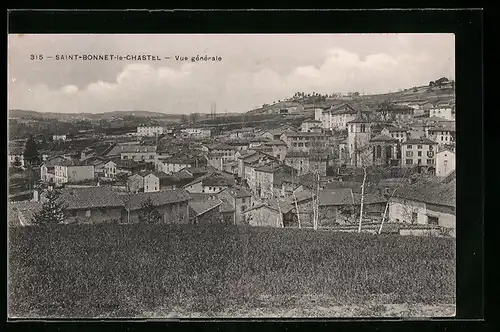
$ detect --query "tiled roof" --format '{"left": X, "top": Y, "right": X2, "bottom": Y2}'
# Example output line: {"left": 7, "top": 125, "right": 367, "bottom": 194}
{"left": 282, "top": 131, "right": 327, "bottom": 137}
{"left": 202, "top": 175, "right": 233, "bottom": 187}
{"left": 220, "top": 198, "right": 236, "bottom": 213}
{"left": 227, "top": 187, "right": 252, "bottom": 198}
{"left": 58, "top": 187, "right": 125, "bottom": 210}
{"left": 189, "top": 199, "right": 222, "bottom": 216}
{"left": 405, "top": 138, "right": 438, "bottom": 145}
{"left": 106, "top": 144, "right": 157, "bottom": 156}
{"left": 264, "top": 140, "right": 288, "bottom": 146}
{"left": 210, "top": 143, "right": 234, "bottom": 150}
{"left": 280, "top": 190, "right": 314, "bottom": 213}
{"left": 318, "top": 188, "right": 354, "bottom": 206}
{"left": 393, "top": 181, "right": 456, "bottom": 208}
{"left": 125, "top": 189, "right": 191, "bottom": 211}
{"left": 303, "top": 119, "right": 322, "bottom": 123}
{"left": 353, "top": 193, "right": 387, "bottom": 205}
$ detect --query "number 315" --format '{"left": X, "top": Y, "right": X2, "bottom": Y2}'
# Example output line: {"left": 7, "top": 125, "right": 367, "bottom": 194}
{"left": 30, "top": 54, "right": 43, "bottom": 60}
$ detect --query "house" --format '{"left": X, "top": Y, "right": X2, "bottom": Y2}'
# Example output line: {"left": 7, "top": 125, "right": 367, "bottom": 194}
{"left": 229, "top": 127, "right": 255, "bottom": 139}
{"left": 188, "top": 199, "right": 223, "bottom": 224}
{"left": 183, "top": 172, "right": 233, "bottom": 194}
{"left": 427, "top": 123, "right": 456, "bottom": 146}
{"left": 254, "top": 164, "right": 297, "bottom": 199}
{"left": 226, "top": 139, "right": 251, "bottom": 151}
{"left": 52, "top": 135, "right": 67, "bottom": 141}
{"left": 103, "top": 160, "right": 117, "bottom": 178}
{"left": 260, "top": 128, "right": 293, "bottom": 141}
{"left": 127, "top": 173, "right": 145, "bottom": 193}
{"left": 156, "top": 157, "right": 192, "bottom": 174}
{"left": 114, "top": 159, "right": 151, "bottom": 176}
{"left": 54, "top": 160, "right": 95, "bottom": 184}
{"left": 106, "top": 144, "right": 157, "bottom": 162}
{"left": 40, "top": 187, "right": 126, "bottom": 224}
{"left": 207, "top": 143, "right": 237, "bottom": 170}
{"left": 315, "top": 103, "right": 370, "bottom": 130}
{"left": 238, "top": 151, "right": 278, "bottom": 183}
{"left": 123, "top": 189, "right": 191, "bottom": 224}
{"left": 280, "top": 131, "right": 328, "bottom": 153}
{"left": 284, "top": 151, "right": 310, "bottom": 175}
{"left": 381, "top": 127, "right": 408, "bottom": 143}
{"left": 143, "top": 172, "right": 161, "bottom": 193}
{"left": 279, "top": 190, "right": 315, "bottom": 227}
{"left": 318, "top": 188, "right": 356, "bottom": 225}
{"left": 180, "top": 128, "right": 211, "bottom": 139}
{"left": 428, "top": 105, "right": 453, "bottom": 120}
{"left": 136, "top": 125, "right": 168, "bottom": 137}
{"left": 262, "top": 140, "right": 288, "bottom": 161}
{"left": 242, "top": 203, "right": 281, "bottom": 227}
{"left": 216, "top": 187, "right": 253, "bottom": 224}
{"left": 401, "top": 138, "right": 438, "bottom": 171}
{"left": 435, "top": 149, "right": 455, "bottom": 177}
{"left": 301, "top": 119, "right": 323, "bottom": 132}
{"left": 388, "top": 179, "right": 456, "bottom": 237}
{"left": 375, "top": 104, "right": 414, "bottom": 123}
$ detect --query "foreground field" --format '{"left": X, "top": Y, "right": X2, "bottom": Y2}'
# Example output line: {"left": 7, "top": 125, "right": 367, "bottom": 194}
{"left": 8, "top": 224, "right": 456, "bottom": 318}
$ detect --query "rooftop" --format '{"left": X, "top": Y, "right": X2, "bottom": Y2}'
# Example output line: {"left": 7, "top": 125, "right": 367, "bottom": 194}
{"left": 405, "top": 138, "right": 438, "bottom": 145}
{"left": 370, "top": 134, "right": 399, "bottom": 143}
{"left": 125, "top": 189, "right": 191, "bottom": 211}
{"left": 57, "top": 187, "right": 125, "bottom": 210}
{"left": 264, "top": 140, "right": 288, "bottom": 146}
{"left": 318, "top": 188, "right": 354, "bottom": 206}
{"left": 189, "top": 199, "right": 222, "bottom": 216}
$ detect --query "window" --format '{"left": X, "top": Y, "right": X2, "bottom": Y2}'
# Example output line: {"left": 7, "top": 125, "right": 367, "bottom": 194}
{"left": 85, "top": 210, "right": 91, "bottom": 217}
{"left": 406, "top": 159, "right": 413, "bottom": 165}
{"left": 417, "top": 145, "right": 422, "bottom": 149}
{"left": 441, "top": 136, "right": 444, "bottom": 141}
{"left": 123, "top": 155, "right": 128, "bottom": 160}
{"left": 155, "top": 187, "right": 157, "bottom": 191}
{"left": 350, "top": 125, "right": 353, "bottom": 132}
{"left": 417, "top": 151, "right": 422, "bottom": 157}
{"left": 360, "top": 124, "right": 366, "bottom": 133}
{"left": 407, "top": 145, "right": 412, "bottom": 149}
{"left": 428, "top": 216, "right": 439, "bottom": 225}
{"left": 242, "top": 198, "right": 246, "bottom": 204}
{"left": 150, "top": 155, "right": 154, "bottom": 159}
{"left": 411, "top": 212, "right": 418, "bottom": 224}
{"left": 240, "top": 206, "right": 246, "bottom": 212}
{"left": 406, "top": 151, "right": 413, "bottom": 157}
{"left": 376, "top": 145, "right": 382, "bottom": 158}
{"left": 429, "top": 145, "right": 434, "bottom": 151}
{"left": 427, "top": 159, "right": 434, "bottom": 165}
{"left": 418, "top": 159, "right": 422, "bottom": 165}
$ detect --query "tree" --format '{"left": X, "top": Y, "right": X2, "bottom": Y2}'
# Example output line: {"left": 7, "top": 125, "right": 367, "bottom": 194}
{"left": 429, "top": 81, "right": 435, "bottom": 87}
{"left": 180, "top": 114, "right": 188, "bottom": 123}
{"left": 138, "top": 197, "right": 162, "bottom": 224}
{"left": 12, "top": 156, "right": 22, "bottom": 169}
{"left": 23, "top": 136, "right": 40, "bottom": 166}
{"left": 31, "top": 190, "right": 68, "bottom": 225}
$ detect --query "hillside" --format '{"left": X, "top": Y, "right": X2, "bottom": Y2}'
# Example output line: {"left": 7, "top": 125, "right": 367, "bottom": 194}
{"left": 247, "top": 83, "right": 455, "bottom": 115}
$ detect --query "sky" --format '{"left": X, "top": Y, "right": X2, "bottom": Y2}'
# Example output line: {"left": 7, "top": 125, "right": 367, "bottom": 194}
{"left": 8, "top": 34, "right": 455, "bottom": 114}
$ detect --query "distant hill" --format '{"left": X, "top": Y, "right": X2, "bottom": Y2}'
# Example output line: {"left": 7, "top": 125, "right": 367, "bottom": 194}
{"left": 8, "top": 109, "right": 185, "bottom": 120}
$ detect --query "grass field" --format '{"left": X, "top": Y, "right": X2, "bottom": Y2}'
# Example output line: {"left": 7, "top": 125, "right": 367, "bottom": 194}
{"left": 8, "top": 224, "right": 456, "bottom": 318}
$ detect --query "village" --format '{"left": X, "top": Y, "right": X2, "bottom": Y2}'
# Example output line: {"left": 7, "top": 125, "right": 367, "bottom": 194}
{"left": 8, "top": 79, "right": 456, "bottom": 237}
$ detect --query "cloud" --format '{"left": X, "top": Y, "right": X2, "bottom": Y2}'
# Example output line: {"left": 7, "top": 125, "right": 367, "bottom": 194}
{"left": 8, "top": 46, "right": 454, "bottom": 114}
